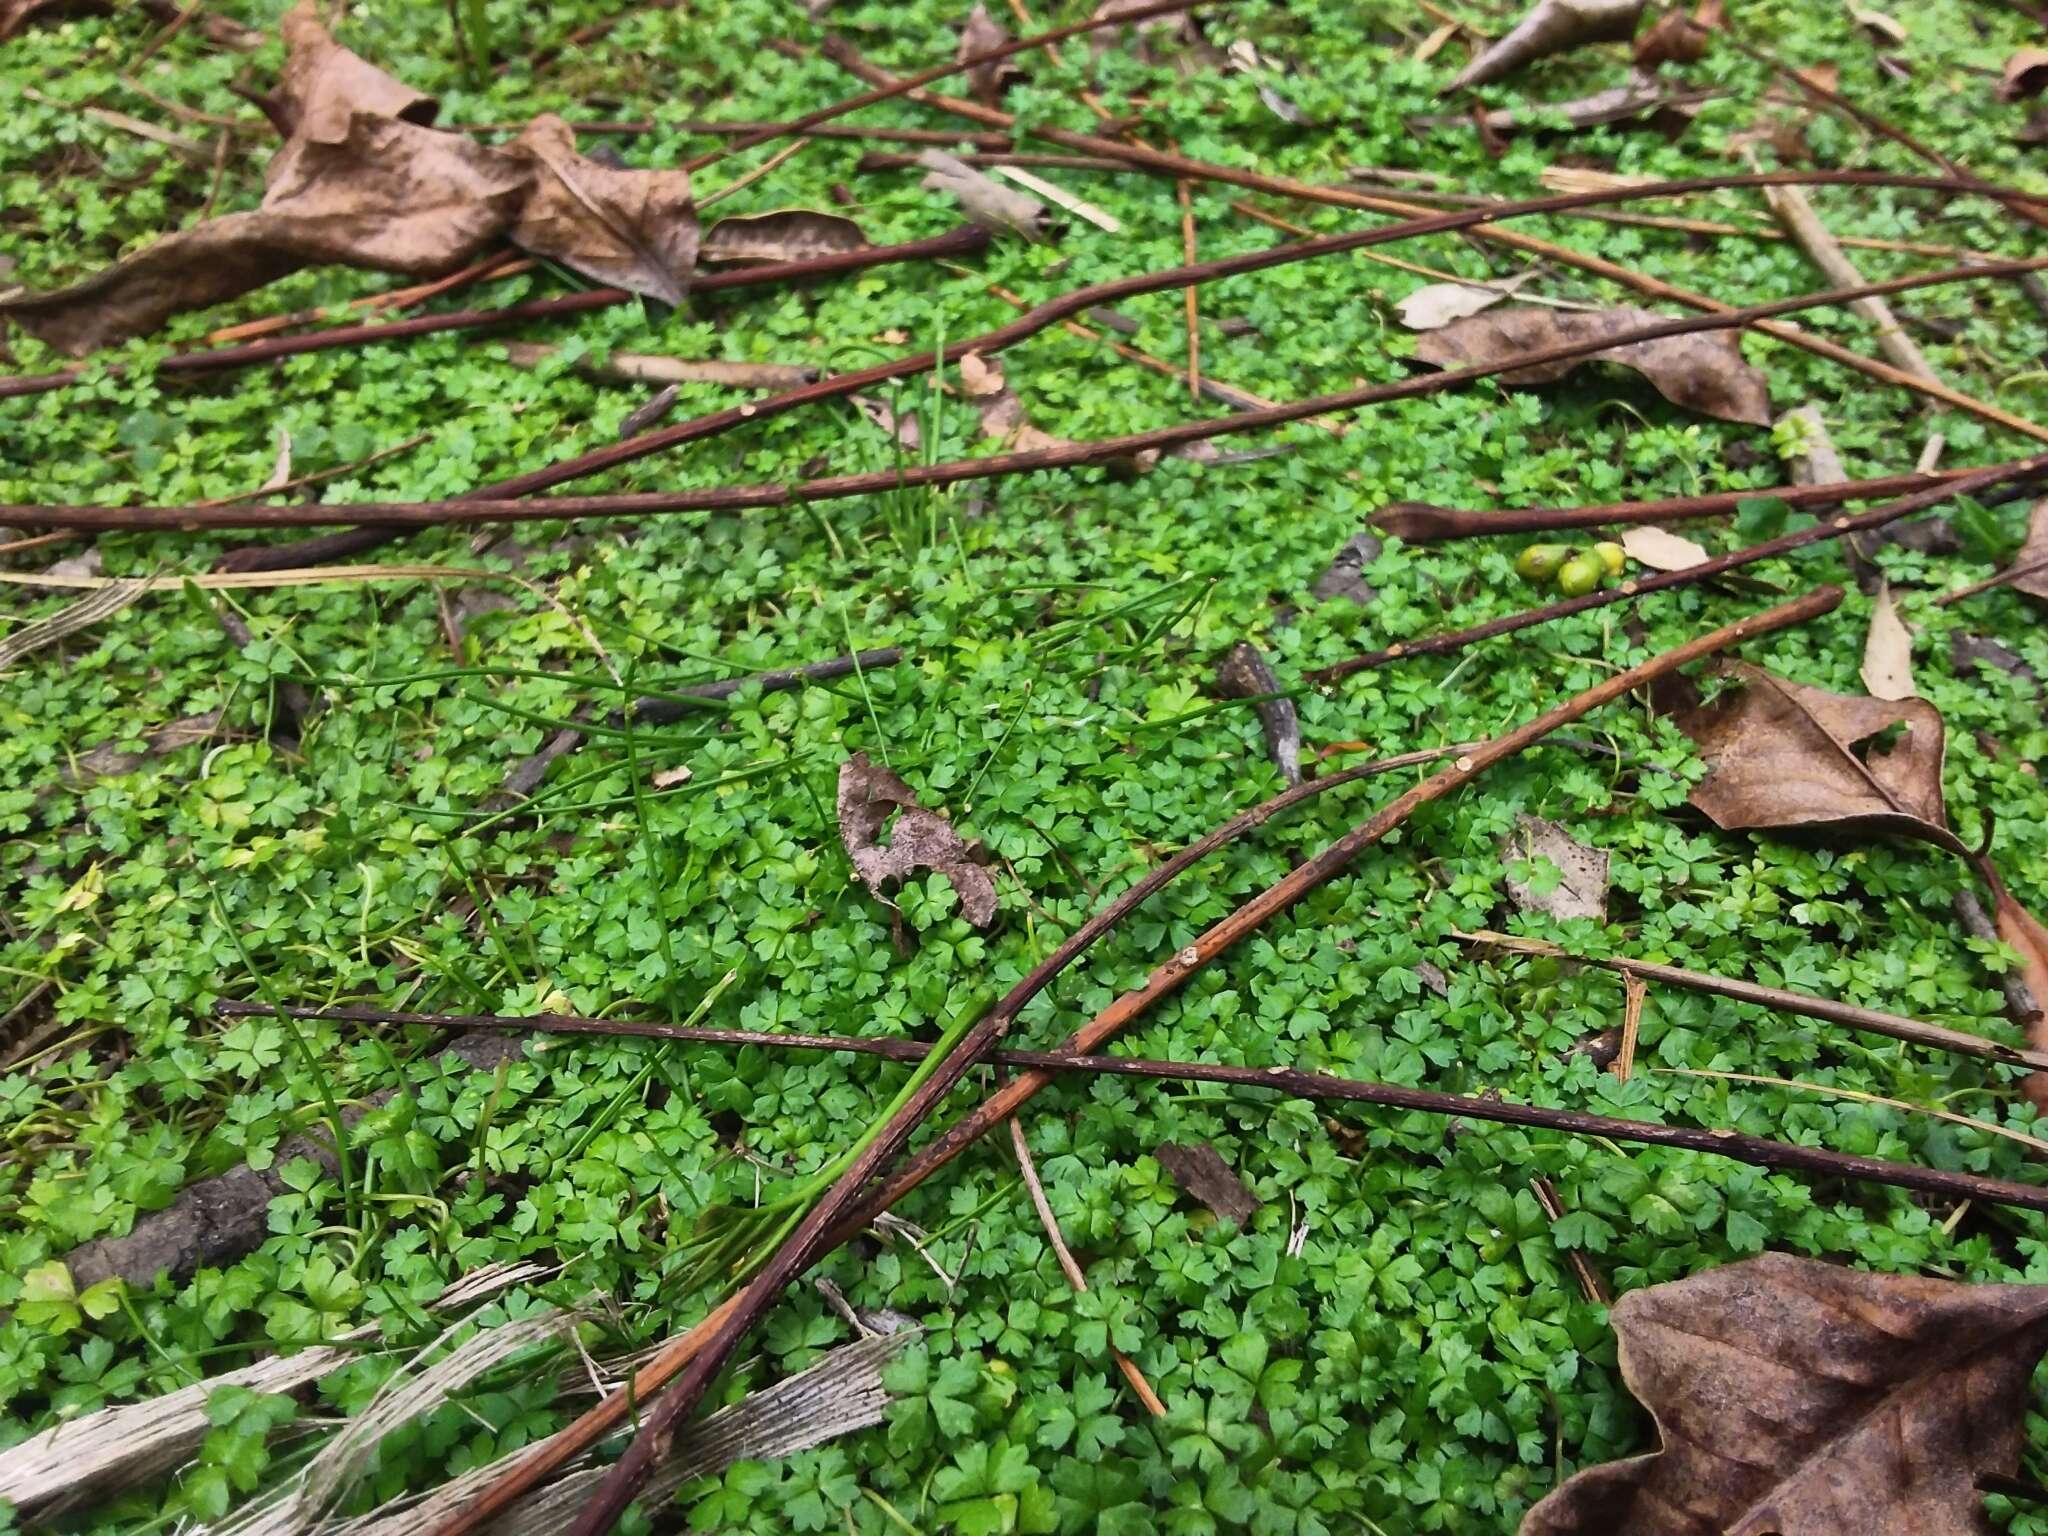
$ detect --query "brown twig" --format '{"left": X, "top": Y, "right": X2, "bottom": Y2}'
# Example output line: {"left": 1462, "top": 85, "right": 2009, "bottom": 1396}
{"left": 204, "top": 251, "right": 532, "bottom": 345}
{"left": 192, "top": 431, "right": 434, "bottom": 509}
{"left": 1008, "top": 1116, "right": 1167, "bottom": 1414}
{"left": 1528, "top": 1176, "right": 1611, "bottom": 1304}
{"left": 0, "top": 227, "right": 993, "bottom": 403}
{"left": 821, "top": 40, "right": 2048, "bottom": 444}
{"left": 1369, "top": 465, "right": 1996, "bottom": 543}
{"left": 1176, "top": 172, "right": 1200, "bottom": 405}
{"left": 25, "top": 260, "right": 2048, "bottom": 538}
{"left": 1763, "top": 181, "right": 1940, "bottom": 383}
{"left": 1452, "top": 930, "right": 2048, "bottom": 1071}
{"left": 561, "top": 589, "right": 1841, "bottom": 1536}
{"left": 1935, "top": 552, "right": 2048, "bottom": 607}
{"left": 1613, "top": 972, "right": 1648, "bottom": 1084}
{"left": 1308, "top": 455, "right": 2048, "bottom": 684}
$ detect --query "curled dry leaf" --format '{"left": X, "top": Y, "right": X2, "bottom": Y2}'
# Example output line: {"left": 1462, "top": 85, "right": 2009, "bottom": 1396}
{"left": 1449, "top": 0, "right": 1646, "bottom": 91}
{"left": 2008, "top": 51, "right": 2048, "bottom": 103}
{"left": 959, "top": 2, "right": 1026, "bottom": 107}
{"left": 1619, "top": 525, "right": 1708, "bottom": 571}
{"left": 836, "top": 753, "right": 997, "bottom": 927}
{"left": 1310, "top": 527, "right": 1382, "bottom": 608}
{"left": 1413, "top": 306, "right": 1771, "bottom": 426}
{"left": 957, "top": 352, "right": 1061, "bottom": 453}
{"left": 1213, "top": 641, "right": 1302, "bottom": 785}
{"left": 700, "top": 209, "right": 871, "bottom": 265}
{"left": 1673, "top": 662, "right": 1962, "bottom": 855}
{"left": 1500, "top": 814, "right": 1609, "bottom": 922}
{"left": 1859, "top": 581, "right": 1916, "bottom": 701}
{"left": 1999, "top": 499, "right": 2048, "bottom": 603}
{"left": 1631, "top": 0, "right": 1719, "bottom": 69}
{"left": 0, "top": 4, "right": 701, "bottom": 354}
{"left": 1985, "top": 869, "right": 2048, "bottom": 1080}
{"left": 917, "top": 149, "right": 1062, "bottom": 243}
{"left": 1154, "top": 1143, "right": 1260, "bottom": 1226}
{"left": 1520, "top": 1251, "right": 2048, "bottom": 1536}
{"left": 1394, "top": 271, "right": 1532, "bottom": 331}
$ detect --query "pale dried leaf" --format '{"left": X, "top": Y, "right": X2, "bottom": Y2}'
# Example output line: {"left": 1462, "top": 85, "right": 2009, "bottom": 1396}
{"left": 1521, "top": 1252, "right": 2048, "bottom": 1535}
{"left": 262, "top": 427, "right": 293, "bottom": 493}
{"left": 1619, "top": 525, "right": 1709, "bottom": 571}
{"left": 1395, "top": 274, "right": 1528, "bottom": 331}
{"left": 1778, "top": 404, "right": 1847, "bottom": 486}
{"left": 1214, "top": 641, "right": 1302, "bottom": 785}
{"left": 700, "top": 209, "right": 870, "bottom": 264}
{"left": 917, "top": 149, "right": 1060, "bottom": 242}
{"left": 1859, "top": 582, "right": 1916, "bottom": 700}
{"left": 850, "top": 393, "right": 922, "bottom": 451}
{"left": 1673, "top": 661, "right": 1962, "bottom": 855}
{"left": 2002, "top": 499, "right": 2048, "bottom": 604}
{"left": 1450, "top": 0, "right": 1646, "bottom": 90}
{"left": 2003, "top": 48, "right": 2048, "bottom": 103}
{"left": 1413, "top": 306, "right": 1771, "bottom": 425}
{"left": 837, "top": 754, "right": 997, "bottom": 926}
{"left": 1501, "top": 814, "right": 1609, "bottom": 922}
{"left": 955, "top": 352, "right": 1063, "bottom": 453}
{"left": 1632, "top": 2, "right": 1715, "bottom": 69}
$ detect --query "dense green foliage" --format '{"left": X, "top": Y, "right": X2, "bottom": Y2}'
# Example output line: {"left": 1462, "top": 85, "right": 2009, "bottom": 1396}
{"left": 4, "top": 0, "right": 2048, "bottom": 1530}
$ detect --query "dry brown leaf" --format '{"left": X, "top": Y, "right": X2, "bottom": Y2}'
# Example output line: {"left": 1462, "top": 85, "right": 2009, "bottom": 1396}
{"left": 1619, "top": 525, "right": 1709, "bottom": 571}
{"left": 1859, "top": 581, "right": 1916, "bottom": 700}
{"left": 1154, "top": 1143, "right": 1259, "bottom": 1226}
{"left": 1631, "top": 0, "right": 1717, "bottom": 69}
{"left": 957, "top": 352, "right": 1064, "bottom": 454}
{"left": 1847, "top": 1, "right": 1908, "bottom": 47}
{"left": 1673, "top": 661, "right": 1962, "bottom": 855}
{"left": 850, "top": 393, "right": 922, "bottom": 451}
{"left": 1213, "top": 641, "right": 1302, "bottom": 785}
{"left": 700, "top": 209, "right": 871, "bottom": 265}
{"left": 1394, "top": 272, "right": 1531, "bottom": 331}
{"left": 1987, "top": 869, "right": 2048, "bottom": 1071}
{"left": 1412, "top": 306, "right": 1771, "bottom": 425}
{"left": 1450, "top": 0, "right": 1645, "bottom": 91}
{"left": 2000, "top": 498, "right": 2048, "bottom": 603}
{"left": 917, "top": 149, "right": 1061, "bottom": 242}
{"left": 836, "top": 753, "right": 997, "bottom": 927}
{"left": 0, "top": 5, "right": 701, "bottom": 354}
{"left": 1501, "top": 815, "right": 1609, "bottom": 922}
{"left": 959, "top": 2, "right": 1025, "bottom": 106}
{"left": 1520, "top": 1251, "right": 2048, "bottom": 1535}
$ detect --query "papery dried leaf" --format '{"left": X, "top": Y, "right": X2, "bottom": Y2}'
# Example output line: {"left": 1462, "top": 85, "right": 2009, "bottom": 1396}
{"left": 1155, "top": 1143, "right": 1260, "bottom": 1226}
{"left": 1501, "top": 814, "right": 1609, "bottom": 922}
{"left": 1847, "top": 1, "right": 1908, "bottom": 46}
{"left": 1986, "top": 872, "right": 2048, "bottom": 1089}
{"left": 1632, "top": 2, "right": 1715, "bottom": 69}
{"left": 917, "top": 149, "right": 1061, "bottom": 242}
{"left": 1521, "top": 1252, "right": 2048, "bottom": 1536}
{"left": 276, "top": 0, "right": 436, "bottom": 143}
{"left": 1450, "top": 0, "right": 1646, "bottom": 90}
{"left": 1859, "top": 582, "right": 1916, "bottom": 701}
{"left": 958, "top": 352, "right": 1062, "bottom": 453}
{"left": 1413, "top": 305, "right": 1771, "bottom": 425}
{"left": 1311, "top": 528, "right": 1383, "bottom": 607}
{"left": 700, "top": 209, "right": 869, "bottom": 264}
{"left": 2000, "top": 499, "right": 2048, "bottom": 604}
{"left": 1619, "top": 525, "right": 1708, "bottom": 571}
{"left": 511, "top": 114, "right": 697, "bottom": 304}
{"left": 959, "top": 2, "right": 1026, "bottom": 106}
{"left": 1674, "top": 661, "right": 1962, "bottom": 854}
{"left": 836, "top": 754, "right": 997, "bottom": 927}
{"left": 1469, "top": 71, "right": 1709, "bottom": 135}
{"left": 1214, "top": 641, "right": 1302, "bottom": 785}
{"left": 1395, "top": 276, "right": 1521, "bottom": 331}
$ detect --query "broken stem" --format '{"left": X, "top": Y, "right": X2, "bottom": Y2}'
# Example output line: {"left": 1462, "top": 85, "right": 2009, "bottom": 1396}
{"left": 560, "top": 588, "right": 1840, "bottom": 1536}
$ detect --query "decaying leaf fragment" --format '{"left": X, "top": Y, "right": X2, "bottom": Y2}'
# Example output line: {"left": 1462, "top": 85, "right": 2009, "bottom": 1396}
{"left": 1412, "top": 306, "right": 1771, "bottom": 425}
{"left": 1859, "top": 581, "right": 1916, "bottom": 700}
{"left": 1500, "top": 815, "right": 1609, "bottom": 922}
{"left": 837, "top": 754, "right": 997, "bottom": 927}
{"left": 2000, "top": 47, "right": 2048, "bottom": 102}
{"left": 959, "top": 2, "right": 1026, "bottom": 106}
{"left": 1673, "top": 662, "right": 1962, "bottom": 854}
{"left": 1522, "top": 1252, "right": 2048, "bottom": 1535}
{"left": 1997, "top": 498, "right": 2048, "bottom": 604}
{"left": 1214, "top": 641, "right": 1302, "bottom": 785}
{"left": 1449, "top": 0, "right": 1646, "bottom": 91}
{"left": 700, "top": 209, "right": 871, "bottom": 264}
{"left": 1394, "top": 271, "right": 1532, "bottom": 331}
{"left": 1619, "top": 525, "right": 1708, "bottom": 571}
{"left": 1155, "top": 1143, "right": 1260, "bottom": 1226}
{"left": 917, "top": 149, "right": 1062, "bottom": 242}
{"left": 0, "top": 3, "right": 703, "bottom": 354}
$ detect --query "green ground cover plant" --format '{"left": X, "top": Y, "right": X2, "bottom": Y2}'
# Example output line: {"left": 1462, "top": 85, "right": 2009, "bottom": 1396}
{"left": 4, "top": 0, "right": 2048, "bottom": 1530}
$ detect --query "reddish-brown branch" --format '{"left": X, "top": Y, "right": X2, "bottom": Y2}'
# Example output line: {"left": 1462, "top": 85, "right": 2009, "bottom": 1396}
{"left": 1371, "top": 465, "right": 1997, "bottom": 543}
{"left": 20, "top": 257, "right": 2048, "bottom": 537}
{"left": 560, "top": 589, "right": 1840, "bottom": 1536}
{"left": 1309, "top": 455, "right": 2048, "bottom": 683}
{"left": 822, "top": 40, "right": 2048, "bottom": 442}
{"left": 0, "top": 227, "right": 993, "bottom": 403}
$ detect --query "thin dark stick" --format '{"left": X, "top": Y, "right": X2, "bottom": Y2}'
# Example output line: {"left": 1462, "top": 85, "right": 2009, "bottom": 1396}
{"left": 210, "top": 1001, "right": 2048, "bottom": 1217}
{"left": 1935, "top": 552, "right": 2048, "bottom": 607}
{"left": 1372, "top": 465, "right": 1991, "bottom": 543}
{"left": 451, "top": 120, "right": 1017, "bottom": 148}
{"left": 822, "top": 40, "right": 2048, "bottom": 442}
{"left": 1308, "top": 455, "right": 2048, "bottom": 684}
{"left": 562, "top": 590, "right": 1840, "bottom": 1536}
{"left": 0, "top": 227, "right": 993, "bottom": 403}
{"left": 1451, "top": 929, "right": 2048, "bottom": 1070}
{"left": 23, "top": 259, "right": 2048, "bottom": 537}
